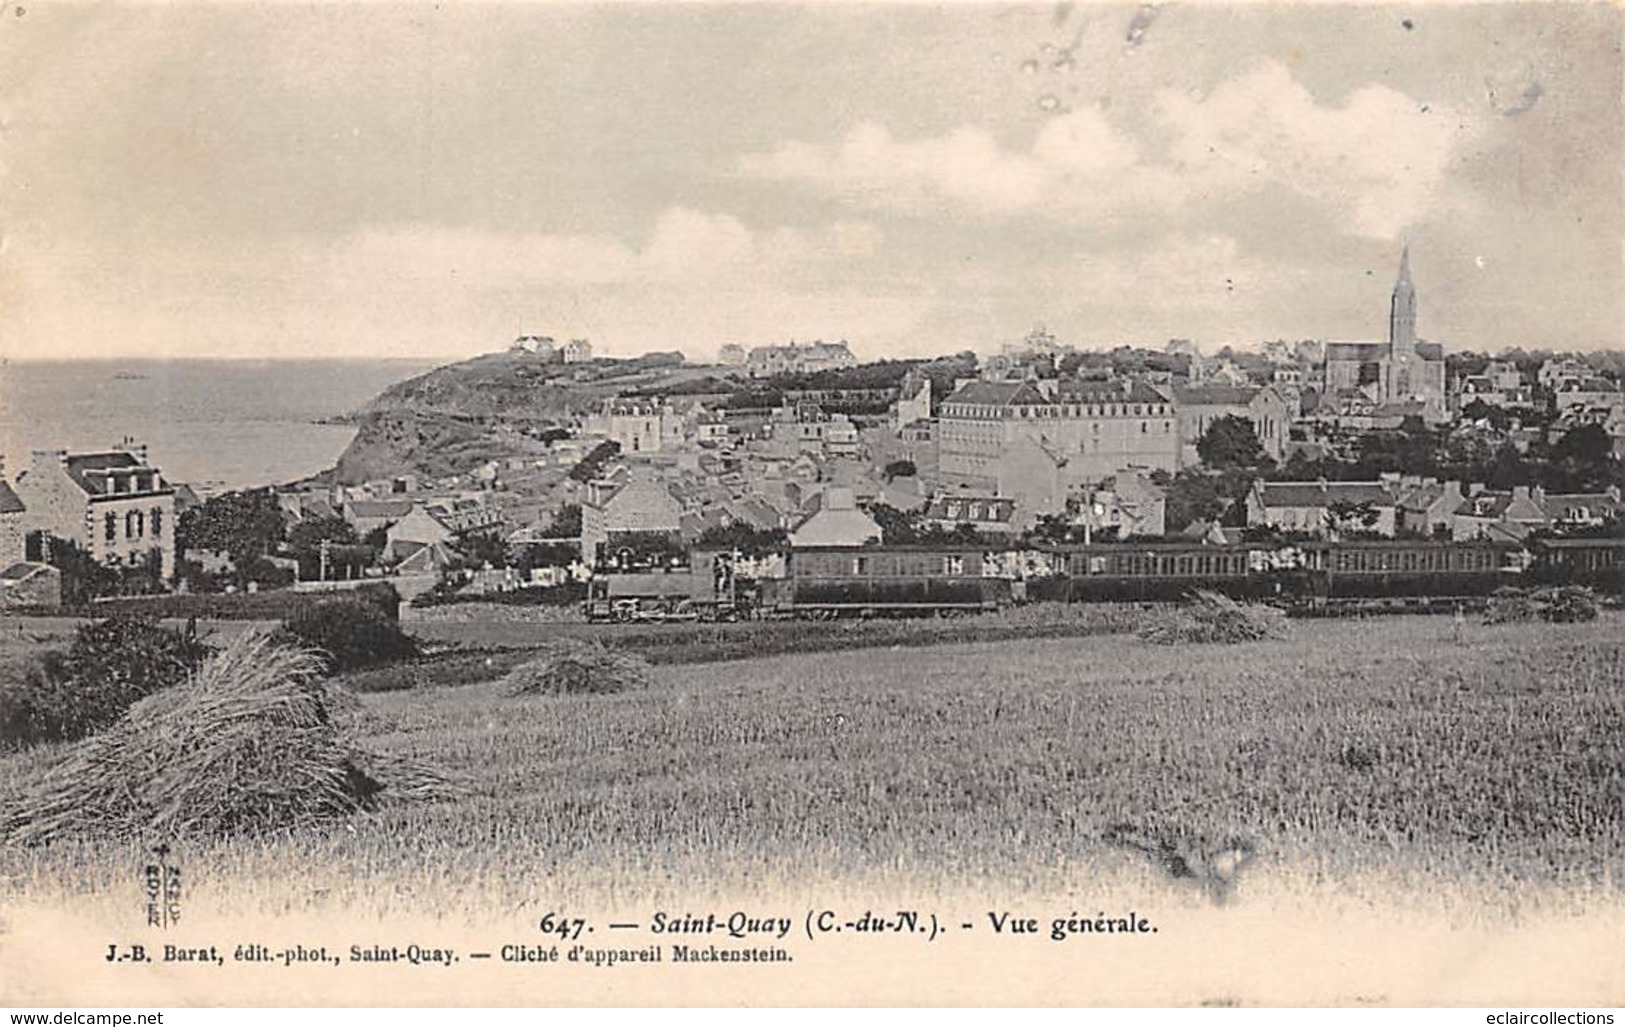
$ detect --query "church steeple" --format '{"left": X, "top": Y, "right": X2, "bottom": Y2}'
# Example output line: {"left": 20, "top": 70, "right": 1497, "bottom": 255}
{"left": 1389, "top": 245, "right": 1417, "bottom": 353}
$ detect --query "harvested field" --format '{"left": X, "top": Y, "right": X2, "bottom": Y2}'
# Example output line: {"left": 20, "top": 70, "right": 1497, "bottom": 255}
{"left": 5, "top": 614, "right": 1621, "bottom": 898}
{"left": 3, "top": 633, "right": 461, "bottom": 845}
{"left": 2, "top": 614, "right": 1621, "bottom": 1005}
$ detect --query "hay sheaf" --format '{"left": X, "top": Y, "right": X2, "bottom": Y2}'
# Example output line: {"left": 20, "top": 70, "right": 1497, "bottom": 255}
{"left": 1139, "top": 590, "right": 1289, "bottom": 645}
{"left": 503, "top": 639, "right": 653, "bottom": 697}
{"left": 4, "top": 633, "right": 463, "bottom": 845}
{"left": 1485, "top": 585, "right": 1599, "bottom": 625}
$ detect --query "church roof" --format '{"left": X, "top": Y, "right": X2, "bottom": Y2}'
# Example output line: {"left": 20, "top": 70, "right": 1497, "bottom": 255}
{"left": 1324, "top": 342, "right": 1390, "bottom": 362}
{"left": 1324, "top": 340, "right": 1443, "bottom": 363}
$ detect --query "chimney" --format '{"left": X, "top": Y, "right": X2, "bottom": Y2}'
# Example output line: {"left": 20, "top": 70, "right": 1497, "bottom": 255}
{"left": 1512, "top": 485, "right": 1530, "bottom": 504}
{"left": 116, "top": 437, "right": 149, "bottom": 464}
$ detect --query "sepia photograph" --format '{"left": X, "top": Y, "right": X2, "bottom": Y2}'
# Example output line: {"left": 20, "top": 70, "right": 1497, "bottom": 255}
{"left": 0, "top": 0, "right": 1622, "bottom": 1010}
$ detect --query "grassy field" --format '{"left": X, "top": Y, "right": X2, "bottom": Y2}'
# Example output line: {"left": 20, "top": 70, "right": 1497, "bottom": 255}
{"left": 5, "top": 614, "right": 1622, "bottom": 899}
{"left": 2, "top": 613, "right": 1621, "bottom": 1004}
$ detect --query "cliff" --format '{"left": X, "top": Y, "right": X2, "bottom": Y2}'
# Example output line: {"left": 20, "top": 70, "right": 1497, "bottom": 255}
{"left": 331, "top": 350, "right": 711, "bottom": 484}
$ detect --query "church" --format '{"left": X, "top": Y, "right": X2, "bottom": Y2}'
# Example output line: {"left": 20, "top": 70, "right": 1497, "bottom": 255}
{"left": 1322, "top": 248, "right": 1448, "bottom": 422}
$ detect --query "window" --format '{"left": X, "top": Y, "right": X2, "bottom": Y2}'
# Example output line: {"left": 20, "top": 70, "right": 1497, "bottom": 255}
{"left": 943, "top": 555, "right": 965, "bottom": 575}
{"left": 105, "top": 512, "right": 117, "bottom": 542}
{"left": 852, "top": 556, "right": 869, "bottom": 575}
{"left": 150, "top": 508, "right": 163, "bottom": 538}
{"left": 1141, "top": 421, "right": 1148, "bottom": 433}
{"left": 126, "top": 510, "right": 143, "bottom": 539}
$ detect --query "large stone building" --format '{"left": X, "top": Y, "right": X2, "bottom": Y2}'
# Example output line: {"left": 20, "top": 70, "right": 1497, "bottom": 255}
{"left": 745, "top": 340, "right": 857, "bottom": 378}
{"left": 0, "top": 463, "right": 26, "bottom": 565}
{"left": 13, "top": 441, "right": 178, "bottom": 577}
{"left": 1172, "top": 384, "right": 1292, "bottom": 467}
{"left": 1322, "top": 248, "right": 1447, "bottom": 420}
{"left": 582, "top": 399, "right": 689, "bottom": 455}
{"left": 579, "top": 471, "right": 684, "bottom": 565}
{"left": 936, "top": 378, "right": 1179, "bottom": 496}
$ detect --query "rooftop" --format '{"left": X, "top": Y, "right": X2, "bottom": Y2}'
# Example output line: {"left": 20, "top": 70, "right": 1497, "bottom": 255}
{"left": 1255, "top": 480, "right": 1395, "bottom": 508}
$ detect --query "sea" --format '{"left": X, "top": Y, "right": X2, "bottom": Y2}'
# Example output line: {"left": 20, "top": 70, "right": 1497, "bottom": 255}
{"left": 0, "top": 359, "right": 441, "bottom": 493}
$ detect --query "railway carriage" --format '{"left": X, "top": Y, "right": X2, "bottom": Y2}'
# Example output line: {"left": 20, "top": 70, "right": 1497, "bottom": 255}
{"left": 1294, "top": 539, "right": 1525, "bottom": 610}
{"left": 764, "top": 545, "right": 1014, "bottom": 618}
{"left": 1036, "top": 542, "right": 1303, "bottom": 603}
{"left": 1524, "top": 536, "right": 1625, "bottom": 592}
{"left": 585, "top": 534, "right": 1618, "bottom": 622}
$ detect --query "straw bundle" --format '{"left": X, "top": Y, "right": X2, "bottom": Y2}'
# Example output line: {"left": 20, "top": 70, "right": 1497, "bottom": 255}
{"left": 503, "top": 638, "right": 653, "bottom": 697}
{"left": 1485, "top": 585, "right": 1599, "bottom": 625}
{"left": 4, "top": 632, "right": 461, "bottom": 845}
{"left": 1139, "top": 590, "right": 1289, "bottom": 645}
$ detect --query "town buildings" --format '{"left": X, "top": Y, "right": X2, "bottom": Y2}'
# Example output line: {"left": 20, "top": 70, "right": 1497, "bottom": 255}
{"left": 744, "top": 340, "right": 857, "bottom": 378}
{"left": 12, "top": 440, "right": 178, "bottom": 576}
{"left": 1173, "top": 383, "right": 1292, "bottom": 466}
{"left": 1321, "top": 248, "right": 1448, "bottom": 421}
{"left": 1245, "top": 480, "right": 1400, "bottom": 537}
{"left": 579, "top": 470, "right": 685, "bottom": 565}
{"left": 583, "top": 399, "right": 690, "bottom": 455}
{"left": 787, "top": 487, "right": 881, "bottom": 548}
{"left": 936, "top": 378, "right": 1180, "bottom": 496}
{"left": 0, "top": 464, "right": 26, "bottom": 565}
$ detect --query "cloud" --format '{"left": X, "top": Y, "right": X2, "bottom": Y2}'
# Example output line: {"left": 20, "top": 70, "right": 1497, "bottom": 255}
{"left": 738, "top": 61, "right": 1478, "bottom": 240}
{"left": 322, "top": 209, "right": 885, "bottom": 292}
{"left": 1154, "top": 63, "right": 1476, "bottom": 239}
{"left": 738, "top": 113, "right": 1133, "bottom": 217}
{"left": 0, "top": 209, "right": 898, "bottom": 361}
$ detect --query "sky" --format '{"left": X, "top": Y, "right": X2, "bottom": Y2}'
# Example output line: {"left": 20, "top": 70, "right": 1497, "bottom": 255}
{"left": 1, "top": 2, "right": 1620, "bottom": 363}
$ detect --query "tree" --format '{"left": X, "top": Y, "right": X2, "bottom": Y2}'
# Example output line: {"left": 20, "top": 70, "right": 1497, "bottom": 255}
{"left": 287, "top": 515, "right": 358, "bottom": 552}
{"left": 28, "top": 533, "right": 117, "bottom": 606}
{"left": 868, "top": 502, "right": 927, "bottom": 545}
{"left": 1327, "top": 499, "right": 1382, "bottom": 537}
{"left": 457, "top": 532, "right": 510, "bottom": 569}
{"left": 568, "top": 442, "right": 621, "bottom": 483}
{"left": 1196, "top": 416, "right": 1268, "bottom": 470}
{"left": 1547, "top": 424, "right": 1619, "bottom": 492}
{"left": 544, "top": 503, "right": 583, "bottom": 538}
{"left": 176, "top": 488, "right": 286, "bottom": 568}
{"left": 1354, "top": 417, "right": 1439, "bottom": 477}
{"left": 1551, "top": 424, "right": 1613, "bottom": 468}
{"left": 882, "top": 459, "right": 917, "bottom": 481}
{"left": 695, "top": 523, "right": 788, "bottom": 557}
{"left": 1459, "top": 399, "right": 1512, "bottom": 432}
{"left": 1487, "top": 442, "right": 1536, "bottom": 490}
{"left": 1158, "top": 470, "right": 1229, "bottom": 533}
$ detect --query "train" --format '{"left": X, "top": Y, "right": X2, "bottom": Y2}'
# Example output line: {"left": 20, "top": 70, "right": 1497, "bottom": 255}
{"left": 583, "top": 536, "right": 1625, "bottom": 622}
